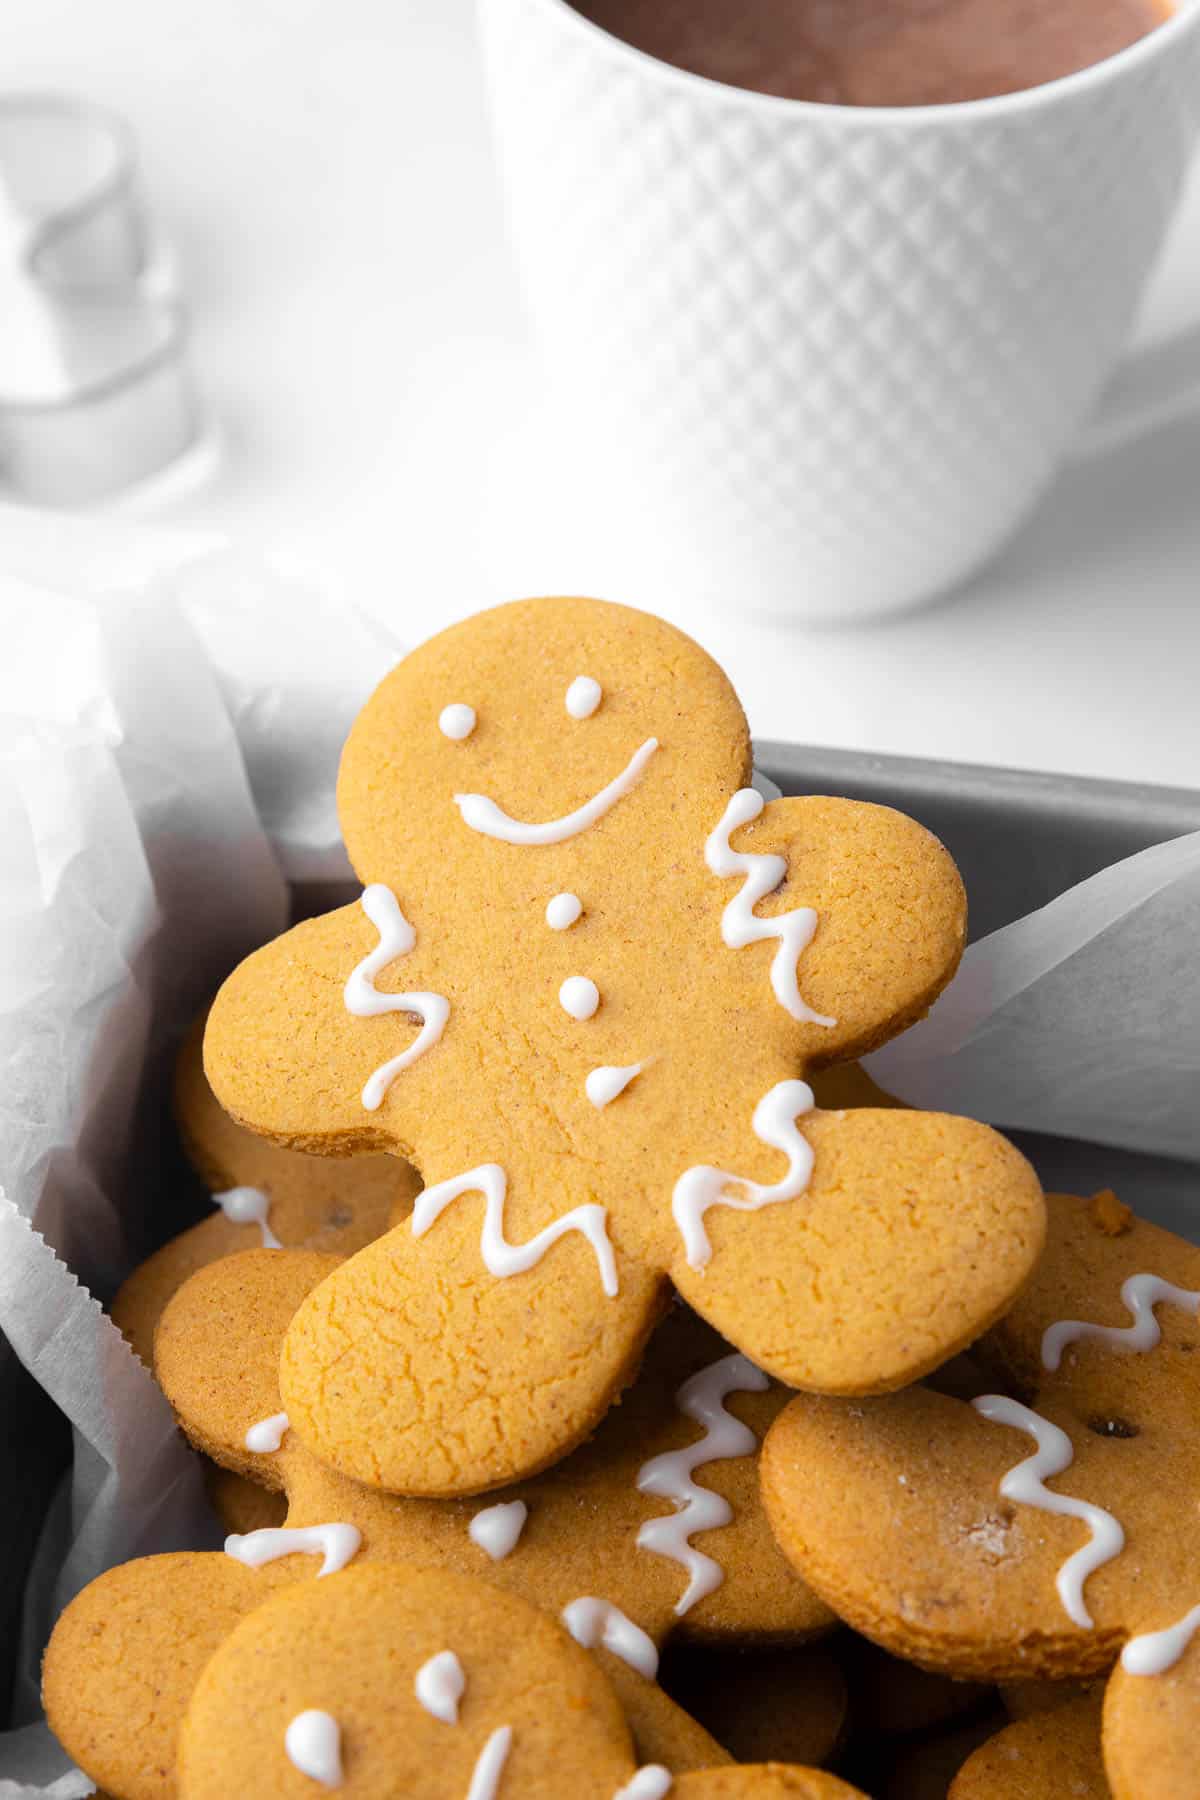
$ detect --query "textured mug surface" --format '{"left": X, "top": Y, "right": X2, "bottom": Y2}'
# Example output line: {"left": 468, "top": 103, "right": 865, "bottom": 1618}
{"left": 480, "top": 0, "right": 1200, "bottom": 619}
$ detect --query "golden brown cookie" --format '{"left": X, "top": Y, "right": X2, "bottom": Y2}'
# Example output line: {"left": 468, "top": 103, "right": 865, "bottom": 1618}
{"left": 673, "top": 1773, "right": 869, "bottom": 1799}
{"left": 203, "top": 594, "right": 1043, "bottom": 1496}
{"left": 949, "top": 1696, "right": 1108, "bottom": 1798}
{"left": 41, "top": 1552, "right": 298, "bottom": 1800}
{"left": 111, "top": 1017, "right": 418, "bottom": 1366}
{"left": 155, "top": 1249, "right": 343, "bottom": 1487}
{"left": 620, "top": 1677, "right": 730, "bottom": 1773}
{"left": 762, "top": 1190, "right": 1200, "bottom": 1714}
{"left": 660, "top": 1644, "right": 847, "bottom": 1767}
{"left": 204, "top": 1462, "right": 287, "bottom": 1535}
{"left": 1000, "top": 1677, "right": 1100, "bottom": 1720}
{"left": 154, "top": 1250, "right": 834, "bottom": 1741}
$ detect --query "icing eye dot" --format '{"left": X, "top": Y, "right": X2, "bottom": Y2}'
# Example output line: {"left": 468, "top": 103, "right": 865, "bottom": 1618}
{"left": 545, "top": 892, "right": 583, "bottom": 931}
{"left": 559, "top": 976, "right": 600, "bottom": 1020}
{"left": 439, "top": 703, "right": 476, "bottom": 740}
{"left": 565, "top": 676, "right": 602, "bottom": 720}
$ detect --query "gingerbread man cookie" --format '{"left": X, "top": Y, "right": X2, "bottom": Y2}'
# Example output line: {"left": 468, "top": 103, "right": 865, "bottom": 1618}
{"left": 204, "top": 595, "right": 1043, "bottom": 1495}
{"left": 153, "top": 1249, "right": 835, "bottom": 1756}
{"left": 112, "top": 1016, "right": 418, "bottom": 1366}
{"left": 762, "top": 1191, "right": 1200, "bottom": 1794}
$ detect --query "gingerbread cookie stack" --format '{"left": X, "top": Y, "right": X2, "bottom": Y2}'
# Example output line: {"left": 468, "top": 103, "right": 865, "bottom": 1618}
{"left": 43, "top": 596, "right": 1081, "bottom": 1797}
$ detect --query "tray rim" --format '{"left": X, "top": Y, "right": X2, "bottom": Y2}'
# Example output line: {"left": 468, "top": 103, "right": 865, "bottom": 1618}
{"left": 756, "top": 738, "right": 1200, "bottom": 830}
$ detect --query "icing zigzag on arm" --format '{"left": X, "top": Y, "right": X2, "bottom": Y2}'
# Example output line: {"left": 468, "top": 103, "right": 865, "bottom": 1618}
{"left": 705, "top": 788, "right": 835, "bottom": 1028}
{"left": 344, "top": 884, "right": 450, "bottom": 1112}
{"left": 672, "top": 1080, "right": 816, "bottom": 1270}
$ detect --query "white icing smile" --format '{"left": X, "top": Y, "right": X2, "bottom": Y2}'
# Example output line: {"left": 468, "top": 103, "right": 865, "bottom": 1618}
{"left": 454, "top": 738, "right": 658, "bottom": 846}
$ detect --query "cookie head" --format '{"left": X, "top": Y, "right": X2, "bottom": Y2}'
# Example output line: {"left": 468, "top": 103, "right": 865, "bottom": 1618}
{"left": 42, "top": 1552, "right": 296, "bottom": 1800}
{"left": 338, "top": 596, "right": 750, "bottom": 907}
{"left": 177, "top": 1564, "right": 635, "bottom": 1797}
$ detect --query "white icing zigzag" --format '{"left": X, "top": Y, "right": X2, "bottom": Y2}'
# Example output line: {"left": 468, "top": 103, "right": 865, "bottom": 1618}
{"left": 972, "top": 1396, "right": 1125, "bottom": 1629}
{"left": 412, "top": 1164, "right": 619, "bottom": 1298}
{"left": 636, "top": 1351, "right": 769, "bottom": 1615}
{"left": 1042, "top": 1273, "right": 1200, "bottom": 1371}
{"left": 344, "top": 884, "right": 450, "bottom": 1112}
{"left": 705, "top": 788, "right": 836, "bottom": 1029}
{"left": 672, "top": 1079, "right": 816, "bottom": 1270}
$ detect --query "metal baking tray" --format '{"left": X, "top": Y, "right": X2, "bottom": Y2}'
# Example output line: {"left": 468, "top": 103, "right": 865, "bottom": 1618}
{"left": 4, "top": 744, "right": 1199, "bottom": 1725}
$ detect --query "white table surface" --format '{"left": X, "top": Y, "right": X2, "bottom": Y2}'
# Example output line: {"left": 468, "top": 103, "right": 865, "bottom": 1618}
{"left": 4, "top": 0, "right": 1200, "bottom": 791}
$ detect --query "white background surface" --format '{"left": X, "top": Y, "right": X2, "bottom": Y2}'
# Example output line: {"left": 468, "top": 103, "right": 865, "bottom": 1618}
{"left": 3, "top": 0, "right": 1200, "bottom": 788}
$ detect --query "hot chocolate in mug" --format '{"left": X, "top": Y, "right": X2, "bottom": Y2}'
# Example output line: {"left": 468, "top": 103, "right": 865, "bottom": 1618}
{"left": 480, "top": 0, "right": 1200, "bottom": 620}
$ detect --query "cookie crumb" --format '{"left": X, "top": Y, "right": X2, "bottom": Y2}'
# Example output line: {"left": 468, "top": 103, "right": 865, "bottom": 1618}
{"left": 963, "top": 1514, "right": 1012, "bottom": 1560}
{"left": 1089, "top": 1189, "right": 1133, "bottom": 1236}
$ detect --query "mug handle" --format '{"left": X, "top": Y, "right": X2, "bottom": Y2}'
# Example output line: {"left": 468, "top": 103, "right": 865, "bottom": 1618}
{"left": 1075, "top": 315, "right": 1200, "bottom": 457}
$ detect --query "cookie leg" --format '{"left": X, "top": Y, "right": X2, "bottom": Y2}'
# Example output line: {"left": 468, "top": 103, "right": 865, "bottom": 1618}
{"left": 280, "top": 1210, "right": 668, "bottom": 1495}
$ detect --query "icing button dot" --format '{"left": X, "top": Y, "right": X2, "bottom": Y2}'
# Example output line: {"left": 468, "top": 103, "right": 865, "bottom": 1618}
{"left": 545, "top": 892, "right": 583, "bottom": 931}
{"left": 559, "top": 976, "right": 600, "bottom": 1020}
{"left": 439, "top": 703, "right": 476, "bottom": 740}
{"left": 565, "top": 676, "right": 602, "bottom": 719}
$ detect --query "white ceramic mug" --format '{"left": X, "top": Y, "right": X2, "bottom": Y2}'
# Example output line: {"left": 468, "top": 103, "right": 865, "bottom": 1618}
{"left": 479, "top": 0, "right": 1200, "bottom": 621}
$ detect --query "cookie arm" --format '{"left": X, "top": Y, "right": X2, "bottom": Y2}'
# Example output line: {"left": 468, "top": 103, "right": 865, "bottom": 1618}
{"left": 670, "top": 1107, "right": 1045, "bottom": 1395}
{"left": 204, "top": 901, "right": 439, "bottom": 1157}
{"left": 735, "top": 794, "right": 967, "bottom": 1067}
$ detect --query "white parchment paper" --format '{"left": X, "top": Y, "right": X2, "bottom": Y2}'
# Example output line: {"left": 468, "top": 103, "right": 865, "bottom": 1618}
{"left": 0, "top": 517, "right": 1195, "bottom": 1794}
{"left": 869, "top": 826, "right": 1200, "bottom": 1166}
{"left": 0, "top": 534, "right": 399, "bottom": 1795}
